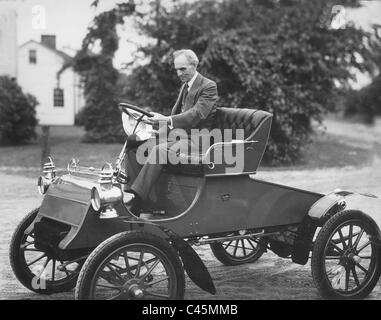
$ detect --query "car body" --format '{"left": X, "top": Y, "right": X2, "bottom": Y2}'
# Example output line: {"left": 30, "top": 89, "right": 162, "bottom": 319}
{"left": 10, "top": 103, "right": 381, "bottom": 300}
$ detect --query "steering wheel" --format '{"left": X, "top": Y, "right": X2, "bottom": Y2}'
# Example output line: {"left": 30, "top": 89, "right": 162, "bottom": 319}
{"left": 119, "top": 102, "right": 153, "bottom": 119}
{"left": 116, "top": 103, "right": 155, "bottom": 183}
{"left": 119, "top": 102, "right": 158, "bottom": 142}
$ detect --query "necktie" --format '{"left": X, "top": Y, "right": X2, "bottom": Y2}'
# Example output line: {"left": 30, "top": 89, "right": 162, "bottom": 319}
{"left": 181, "top": 83, "right": 189, "bottom": 112}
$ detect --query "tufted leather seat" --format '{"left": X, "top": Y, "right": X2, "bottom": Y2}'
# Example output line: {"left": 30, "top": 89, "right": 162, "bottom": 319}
{"left": 165, "top": 107, "right": 273, "bottom": 176}
{"left": 214, "top": 107, "right": 272, "bottom": 141}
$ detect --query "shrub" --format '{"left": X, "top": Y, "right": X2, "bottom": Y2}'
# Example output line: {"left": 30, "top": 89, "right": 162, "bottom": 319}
{"left": 344, "top": 76, "right": 381, "bottom": 124}
{"left": 0, "top": 76, "right": 38, "bottom": 145}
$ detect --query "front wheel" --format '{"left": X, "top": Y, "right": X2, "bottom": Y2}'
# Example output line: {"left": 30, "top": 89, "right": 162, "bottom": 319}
{"left": 75, "top": 231, "right": 185, "bottom": 300}
{"left": 311, "top": 210, "right": 381, "bottom": 299}
{"left": 9, "top": 208, "right": 82, "bottom": 294}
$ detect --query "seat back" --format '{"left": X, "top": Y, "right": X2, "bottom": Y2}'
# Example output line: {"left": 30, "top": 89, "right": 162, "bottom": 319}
{"left": 206, "top": 107, "right": 273, "bottom": 175}
{"left": 214, "top": 107, "right": 272, "bottom": 141}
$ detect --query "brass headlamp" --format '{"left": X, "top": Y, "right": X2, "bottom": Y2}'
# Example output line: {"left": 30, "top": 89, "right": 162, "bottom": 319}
{"left": 90, "top": 163, "right": 123, "bottom": 219}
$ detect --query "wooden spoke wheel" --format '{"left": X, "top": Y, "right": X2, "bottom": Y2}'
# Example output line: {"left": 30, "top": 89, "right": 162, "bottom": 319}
{"left": 312, "top": 210, "right": 381, "bottom": 299}
{"left": 75, "top": 231, "right": 185, "bottom": 300}
{"left": 210, "top": 235, "right": 267, "bottom": 266}
{"left": 9, "top": 208, "right": 82, "bottom": 294}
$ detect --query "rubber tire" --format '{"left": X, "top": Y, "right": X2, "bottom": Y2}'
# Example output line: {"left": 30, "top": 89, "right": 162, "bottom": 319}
{"left": 75, "top": 231, "right": 185, "bottom": 300}
{"left": 9, "top": 208, "right": 79, "bottom": 294}
{"left": 210, "top": 238, "right": 266, "bottom": 266}
{"left": 311, "top": 210, "right": 381, "bottom": 299}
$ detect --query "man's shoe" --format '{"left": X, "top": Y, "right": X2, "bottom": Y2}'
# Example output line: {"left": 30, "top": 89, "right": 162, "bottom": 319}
{"left": 123, "top": 191, "right": 135, "bottom": 205}
{"left": 123, "top": 191, "right": 143, "bottom": 216}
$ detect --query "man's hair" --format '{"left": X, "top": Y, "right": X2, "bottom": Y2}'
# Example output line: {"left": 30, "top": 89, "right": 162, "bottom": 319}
{"left": 173, "top": 49, "right": 199, "bottom": 67}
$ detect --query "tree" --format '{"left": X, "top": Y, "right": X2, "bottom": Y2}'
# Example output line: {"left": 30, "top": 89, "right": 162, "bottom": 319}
{"left": 123, "top": 0, "right": 372, "bottom": 163}
{"left": 73, "top": 2, "right": 136, "bottom": 142}
{"left": 79, "top": 0, "right": 373, "bottom": 163}
{"left": 0, "top": 76, "right": 38, "bottom": 145}
{"left": 344, "top": 24, "right": 381, "bottom": 123}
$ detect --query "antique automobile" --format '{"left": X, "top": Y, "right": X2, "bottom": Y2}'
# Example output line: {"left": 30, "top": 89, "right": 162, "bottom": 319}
{"left": 9, "top": 102, "right": 381, "bottom": 300}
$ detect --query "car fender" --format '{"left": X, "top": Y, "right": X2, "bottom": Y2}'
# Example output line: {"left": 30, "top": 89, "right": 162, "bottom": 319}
{"left": 126, "top": 220, "right": 216, "bottom": 295}
{"left": 308, "top": 189, "right": 378, "bottom": 225}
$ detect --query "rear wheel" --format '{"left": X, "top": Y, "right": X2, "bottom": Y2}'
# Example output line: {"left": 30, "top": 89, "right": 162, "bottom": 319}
{"left": 9, "top": 208, "right": 82, "bottom": 294}
{"left": 311, "top": 210, "right": 381, "bottom": 299}
{"left": 210, "top": 235, "right": 267, "bottom": 266}
{"left": 75, "top": 231, "right": 185, "bottom": 300}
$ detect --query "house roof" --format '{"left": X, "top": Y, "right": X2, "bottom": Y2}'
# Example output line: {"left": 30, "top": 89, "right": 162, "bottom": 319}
{"left": 19, "top": 40, "right": 73, "bottom": 64}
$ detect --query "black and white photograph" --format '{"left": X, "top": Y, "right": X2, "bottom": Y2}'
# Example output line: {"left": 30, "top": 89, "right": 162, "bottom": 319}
{"left": 1, "top": 0, "right": 381, "bottom": 302}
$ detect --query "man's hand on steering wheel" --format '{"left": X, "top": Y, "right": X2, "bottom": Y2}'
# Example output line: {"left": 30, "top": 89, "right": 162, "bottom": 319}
{"left": 147, "top": 112, "right": 171, "bottom": 126}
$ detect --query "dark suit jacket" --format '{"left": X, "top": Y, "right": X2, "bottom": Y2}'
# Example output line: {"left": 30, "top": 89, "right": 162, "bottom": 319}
{"left": 171, "top": 73, "right": 218, "bottom": 130}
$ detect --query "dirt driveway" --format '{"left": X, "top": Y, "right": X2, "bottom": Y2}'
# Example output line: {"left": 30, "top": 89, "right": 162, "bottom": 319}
{"left": 1, "top": 161, "right": 381, "bottom": 300}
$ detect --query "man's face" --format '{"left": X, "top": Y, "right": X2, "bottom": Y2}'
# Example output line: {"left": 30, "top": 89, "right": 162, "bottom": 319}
{"left": 174, "top": 55, "right": 196, "bottom": 84}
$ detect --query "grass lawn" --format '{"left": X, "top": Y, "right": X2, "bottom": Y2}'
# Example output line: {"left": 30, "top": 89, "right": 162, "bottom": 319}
{"left": 0, "top": 126, "right": 122, "bottom": 177}
{"left": 0, "top": 116, "right": 380, "bottom": 177}
{"left": 265, "top": 116, "right": 381, "bottom": 170}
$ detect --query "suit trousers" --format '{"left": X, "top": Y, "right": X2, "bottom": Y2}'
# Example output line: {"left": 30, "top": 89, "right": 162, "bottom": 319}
{"left": 126, "top": 129, "right": 197, "bottom": 200}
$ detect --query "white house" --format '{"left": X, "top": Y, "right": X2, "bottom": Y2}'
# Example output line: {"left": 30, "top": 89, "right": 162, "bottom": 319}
{"left": 17, "top": 35, "right": 84, "bottom": 126}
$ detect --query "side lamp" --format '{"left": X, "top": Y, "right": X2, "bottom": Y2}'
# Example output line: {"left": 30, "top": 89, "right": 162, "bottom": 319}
{"left": 37, "top": 157, "right": 57, "bottom": 195}
{"left": 90, "top": 163, "right": 123, "bottom": 219}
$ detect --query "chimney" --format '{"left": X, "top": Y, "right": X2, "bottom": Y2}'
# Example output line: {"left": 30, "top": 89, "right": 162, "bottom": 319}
{"left": 41, "top": 35, "right": 56, "bottom": 49}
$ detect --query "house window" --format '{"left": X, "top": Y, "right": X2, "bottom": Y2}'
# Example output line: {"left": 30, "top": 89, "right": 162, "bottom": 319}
{"left": 29, "top": 50, "right": 37, "bottom": 64}
{"left": 53, "top": 88, "right": 64, "bottom": 107}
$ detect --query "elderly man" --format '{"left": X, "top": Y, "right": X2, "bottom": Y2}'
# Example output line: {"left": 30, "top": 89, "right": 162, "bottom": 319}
{"left": 125, "top": 49, "right": 218, "bottom": 214}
